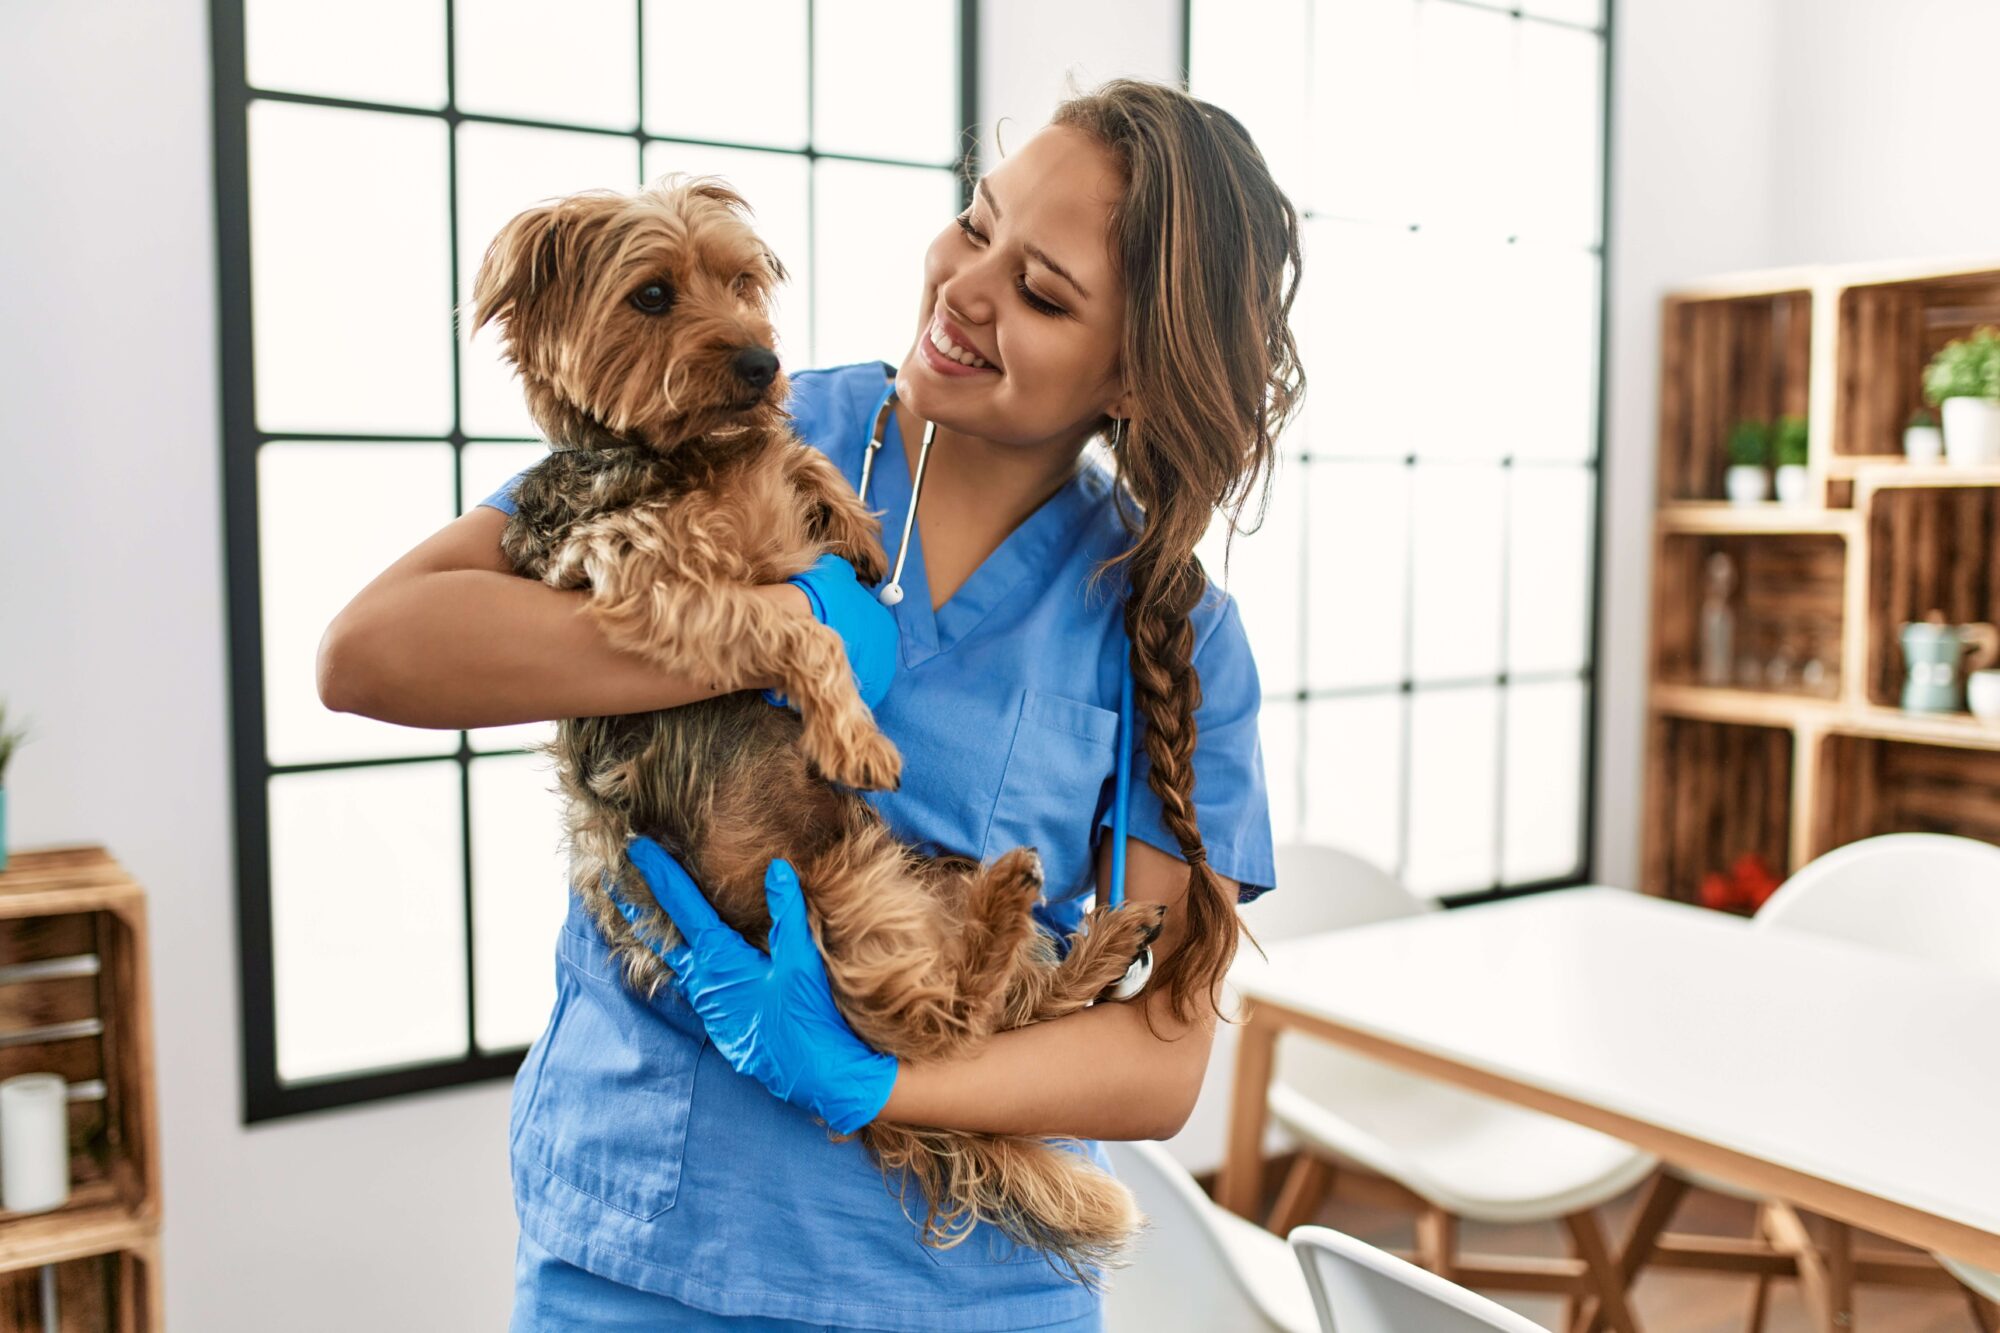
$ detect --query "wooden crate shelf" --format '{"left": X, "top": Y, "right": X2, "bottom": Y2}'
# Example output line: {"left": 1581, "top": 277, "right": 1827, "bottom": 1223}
{"left": 1644, "top": 255, "right": 2000, "bottom": 910}
{"left": 1641, "top": 716, "right": 1793, "bottom": 910}
{"left": 1652, "top": 530, "right": 1846, "bottom": 698}
{"left": 1810, "top": 732, "right": 2000, "bottom": 858}
{"left": 0, "top": 847, "right": 161, "bottom": 1331}
{"left": 1858, "top": 480, "right": 2000, "bottom": 708}
{"left": 1658, "top": 288, "right": 1813, "bottom": 504}
{"left": 1835, "top": 267, "right": 2000, "bottom": 458}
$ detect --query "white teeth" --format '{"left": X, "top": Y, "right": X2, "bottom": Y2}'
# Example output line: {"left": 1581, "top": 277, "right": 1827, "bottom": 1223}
{"left": 930, "top": 317, "right": 989, "bottom": 368}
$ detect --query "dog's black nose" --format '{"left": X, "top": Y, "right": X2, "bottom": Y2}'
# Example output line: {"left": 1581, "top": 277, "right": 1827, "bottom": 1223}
{"left": 732, "top": 346, "right": 779, "bottom": 391}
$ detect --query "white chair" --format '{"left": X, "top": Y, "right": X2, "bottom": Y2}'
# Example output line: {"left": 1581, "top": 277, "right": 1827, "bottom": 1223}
{"left": 1610, "top": 833, "right": 2000, "bottom": 1332}
{"left": 1939, "top": 1256, "right": 2000, "bottom": 1332}
{"left": 1288, "top": 1225, "right": 1551, "bottom": 1333}
{"left": 1100, "top": 1137, "right": 1318, "bottom": 1333}
{"left": 1241, "top": 844, "right": 1659, "bottom": 1333}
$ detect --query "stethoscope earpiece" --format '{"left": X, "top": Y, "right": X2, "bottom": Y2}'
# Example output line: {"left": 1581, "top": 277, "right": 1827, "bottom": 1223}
{"left": 877, "top": 583, "right": 904, "bottom": 607}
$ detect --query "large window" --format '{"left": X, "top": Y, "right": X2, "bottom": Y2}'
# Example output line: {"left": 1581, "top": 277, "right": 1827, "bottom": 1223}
{"left": 214, "top": 0, "right": 977, "bottom": 1121}
{"left": 1188, "top": 0, "right": 1611, "bottom": 902}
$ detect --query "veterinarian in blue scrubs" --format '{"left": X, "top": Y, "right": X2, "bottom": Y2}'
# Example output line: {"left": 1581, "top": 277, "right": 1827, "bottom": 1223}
{"left": 488, "top": 360, "right": 1276, "bottom": 1331}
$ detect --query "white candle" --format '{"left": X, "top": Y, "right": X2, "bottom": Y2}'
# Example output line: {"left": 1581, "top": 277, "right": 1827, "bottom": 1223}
{"left": 0, "top": 1073, "right": 70, "bottom": 1214}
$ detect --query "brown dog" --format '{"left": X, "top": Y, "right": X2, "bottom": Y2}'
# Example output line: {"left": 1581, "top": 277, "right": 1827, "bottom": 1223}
{"left": 468, "top": 173, "right": 1166, "bottom": 1284}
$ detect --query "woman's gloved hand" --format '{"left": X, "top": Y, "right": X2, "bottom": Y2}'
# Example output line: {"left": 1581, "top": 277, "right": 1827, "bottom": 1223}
{"left": 762, "top": 551, "right": 899, "bottom": 712}
{"left": 612, "top": 834, "right": 899, "bottom": 1136}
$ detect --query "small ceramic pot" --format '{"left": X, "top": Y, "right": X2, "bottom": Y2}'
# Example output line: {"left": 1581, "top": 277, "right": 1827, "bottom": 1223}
{"left": 1904, "top": 423, "right": 1944, "bottom": 465}
{"left": 1725, "top": 465, "right": 1770, "bottom": 504}
{"left": 1942, "top": 397, "right": 2000, "bottom": 466}
{"left": 1774, "top": 464, "right": 1810, "bottom": 505}
{"left": 1970, "top": 669, "right": 2000, "bottom": 722}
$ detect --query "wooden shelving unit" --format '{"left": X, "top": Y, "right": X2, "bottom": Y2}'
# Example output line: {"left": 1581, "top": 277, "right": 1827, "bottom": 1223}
{"left": 1642, "top": 253, "right": 2000, "bottom": 909}
{"left": 0, "top": 847, "right": 161, "bottom": 1330}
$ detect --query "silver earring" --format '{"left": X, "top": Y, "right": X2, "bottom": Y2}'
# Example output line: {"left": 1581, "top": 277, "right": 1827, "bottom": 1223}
{"left": 1110, "top": 416, "right": 1127, "bottom": 451}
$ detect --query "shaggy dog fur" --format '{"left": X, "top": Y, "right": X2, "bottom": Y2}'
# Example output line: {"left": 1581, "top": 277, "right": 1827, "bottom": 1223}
{"left": 468, "top": 173, "right": 1167, "bottom": 1285}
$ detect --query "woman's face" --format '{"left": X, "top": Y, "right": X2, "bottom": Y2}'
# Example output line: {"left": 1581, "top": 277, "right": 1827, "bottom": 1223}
{"left": 892, "top": 123, "right": 1128, "bottom": 449}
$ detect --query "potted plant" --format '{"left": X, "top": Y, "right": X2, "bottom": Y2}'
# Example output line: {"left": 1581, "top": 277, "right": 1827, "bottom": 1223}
{"left": 1724, "top": 419, "right": 1771, "bottom": 503}
{"left": 1922, "top": 325, "right": 2000, "bottom": 465}
{"left": 0, "top": 702, "right": 26, "bottom": 873}
{"left": 1904, "top": 405, "right": 1943, "bottom": 465}
{"left": 1772, "top": 414, "right": 1810, "bottom": 503}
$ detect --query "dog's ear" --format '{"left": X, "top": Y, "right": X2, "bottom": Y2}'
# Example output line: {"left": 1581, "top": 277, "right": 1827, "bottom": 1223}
{"left": 682, "top": 174, "right": 751, "bottom": 217}
{"left": 470, "top": 201, "right": 563, "bottom": 336}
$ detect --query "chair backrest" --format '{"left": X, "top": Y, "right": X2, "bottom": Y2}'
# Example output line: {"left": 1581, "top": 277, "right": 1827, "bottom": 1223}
{"left": 1100, "top": 1138, "right": 1294, "bottom": 1333}
{"left": 1755, "top": 832, "right": 2000, "bottom": 977}
{"left": 1249, "top": 843, "right": 1437, "bottom": 942}
{"left": 1288, "top": 1226, "right": 1549, "bottom": 1333}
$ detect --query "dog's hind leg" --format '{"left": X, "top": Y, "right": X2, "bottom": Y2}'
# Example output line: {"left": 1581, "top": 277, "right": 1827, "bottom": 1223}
{"left": 1000, "top": 899, "right": 1169, "bottom": 1028}
{"left": 800, "top": 825, "right": 1045, "bottom": 1062}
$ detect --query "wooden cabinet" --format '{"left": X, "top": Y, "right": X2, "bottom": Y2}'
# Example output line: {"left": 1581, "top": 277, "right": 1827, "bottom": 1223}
{"left": 1642, "top": 255, "right": 2000, "bottom": 907}
{"left": 0, "top": 847, "right": 162, "bottom": 1331}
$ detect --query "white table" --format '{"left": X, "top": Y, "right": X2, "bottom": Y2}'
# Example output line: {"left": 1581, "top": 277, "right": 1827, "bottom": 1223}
{"left": 1216, "top": 886, "right": 2000, "bottom": 1281}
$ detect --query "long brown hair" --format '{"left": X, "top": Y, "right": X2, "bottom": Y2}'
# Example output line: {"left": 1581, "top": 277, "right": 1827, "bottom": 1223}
{"left": 1041, "top": 78, "right": 1306, "bottom": 1033}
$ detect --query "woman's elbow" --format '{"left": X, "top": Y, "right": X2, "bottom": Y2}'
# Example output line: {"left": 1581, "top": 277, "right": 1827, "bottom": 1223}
{"left": 316, "top": 608, "right": 383, "bottom": 716}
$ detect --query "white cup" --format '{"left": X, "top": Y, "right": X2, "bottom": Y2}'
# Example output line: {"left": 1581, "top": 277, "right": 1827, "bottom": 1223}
{"left": 1969, "top": 668, "right": 2000, "bottom": 721}
{"left": 0, "top": 1072, "right": 69, "bottom": 1214}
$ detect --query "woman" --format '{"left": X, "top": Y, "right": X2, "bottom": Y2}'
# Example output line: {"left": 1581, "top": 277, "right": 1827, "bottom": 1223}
{"left": 320, "top": 77, "right": 1302, "bottom": 1331}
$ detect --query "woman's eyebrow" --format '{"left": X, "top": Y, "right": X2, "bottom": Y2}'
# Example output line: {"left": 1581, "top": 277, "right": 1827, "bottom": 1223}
{"left": 975, "top": 178, "right": 1093, "bottom": 302}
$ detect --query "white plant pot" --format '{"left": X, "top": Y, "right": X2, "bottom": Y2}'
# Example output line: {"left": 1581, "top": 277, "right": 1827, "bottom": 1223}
{"left": 1774, "top": 464, "right": 1810, "bottom": 505}
{"left": 1941, "top": 396, "right": 2000, "bottom": 466}
{"left": 1725, "top": 465, "right": 1770, "bottom": 504}
{"left": 1903, "top": 424, "right": 1944, "bottom": 465}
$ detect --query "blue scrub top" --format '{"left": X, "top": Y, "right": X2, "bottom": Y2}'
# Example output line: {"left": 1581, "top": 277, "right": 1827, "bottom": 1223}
{"left": 484, "top": 359, "right": 1277, "bottom": 1329}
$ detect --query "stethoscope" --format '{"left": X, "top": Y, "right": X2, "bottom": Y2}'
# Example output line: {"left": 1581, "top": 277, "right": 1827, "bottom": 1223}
{"left": 856, "top": 379, "right": 1152, "bottom": 1001}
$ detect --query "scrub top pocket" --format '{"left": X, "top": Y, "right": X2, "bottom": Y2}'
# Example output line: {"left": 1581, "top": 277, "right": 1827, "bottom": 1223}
{"left": 515, "top": 920, "right": 708, "bottom": 1223}
{"left": 980, "top": 688, "right": 1119, "bottom": 907}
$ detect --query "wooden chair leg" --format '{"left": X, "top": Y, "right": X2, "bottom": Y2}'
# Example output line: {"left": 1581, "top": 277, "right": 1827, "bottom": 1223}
{"left": 1823, "top": 1218, "right": 1853, "bottom": 1329}
{"left": 1762, "top": 1202, "right": 1835, "bottom": 1331}
{"left": 1613, "top": 1168, "right": 1690, "bottom": 1288}
{"left": 1265, "top": 1153, "right": 1334, "bottom": 1235}
{"left": 1747, "top": 1271, "right": 1773, "bottom": 1333}
{"left": 1564, "top": 1209, "right": 1643, "bottom": 1333}
{"left": 1415, "top": 1204, "right": 1456, "bottom": 1280}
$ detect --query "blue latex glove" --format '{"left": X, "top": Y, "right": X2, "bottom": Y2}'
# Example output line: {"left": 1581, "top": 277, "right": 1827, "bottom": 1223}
{"left": 612, "top": 834, "right": 899, "bottom": 1136}
{"left": 762, "top": 551, "right": 899, "bottom": 712}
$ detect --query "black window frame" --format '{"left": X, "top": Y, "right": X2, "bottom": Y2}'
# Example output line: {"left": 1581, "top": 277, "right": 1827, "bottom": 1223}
{"left": 1180, "top": 0, "right": 1617, "bottom": 909}
{"left": 213, "top": 0, "right": 982, "bottom": 1123}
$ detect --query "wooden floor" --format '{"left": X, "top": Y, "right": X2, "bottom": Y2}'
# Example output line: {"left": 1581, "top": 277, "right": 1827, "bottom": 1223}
{"left": 1279, "top": 1174, "right": 1979, "bottom": 1331}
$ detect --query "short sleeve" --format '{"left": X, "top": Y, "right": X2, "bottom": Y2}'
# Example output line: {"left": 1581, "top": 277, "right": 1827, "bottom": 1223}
{"left": 1098, "top": 591, "right": 1277, "bottom": 903}
{"left": 475, "top": 468, "right": 529, "bottom": 516}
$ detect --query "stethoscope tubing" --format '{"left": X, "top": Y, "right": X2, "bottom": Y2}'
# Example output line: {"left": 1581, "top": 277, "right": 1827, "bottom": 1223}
{"left": 854, "top": 381, "right": 1143, "bottom": 935}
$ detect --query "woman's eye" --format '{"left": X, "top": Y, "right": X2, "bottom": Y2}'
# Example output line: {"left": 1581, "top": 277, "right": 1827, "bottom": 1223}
{"left": 630, "top": 281, "right": 674, "bottom": 314}
{"left": 952, "top": 214, "right": 1066, "bottom": 317}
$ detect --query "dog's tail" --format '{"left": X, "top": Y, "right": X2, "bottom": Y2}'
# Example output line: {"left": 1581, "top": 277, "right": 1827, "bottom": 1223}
{"left": 856, "top": 1122, "right": 1145, "bottom": 1290}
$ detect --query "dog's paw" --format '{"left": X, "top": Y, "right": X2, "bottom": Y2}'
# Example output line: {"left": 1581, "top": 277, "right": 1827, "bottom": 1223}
{"left": 817, "top": 728, "right": 902, "bottom": 793}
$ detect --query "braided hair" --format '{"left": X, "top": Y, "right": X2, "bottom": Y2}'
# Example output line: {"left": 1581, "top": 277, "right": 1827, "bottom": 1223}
{"left": 1043, "top": 78, "right": 1306, "bottom": 1031}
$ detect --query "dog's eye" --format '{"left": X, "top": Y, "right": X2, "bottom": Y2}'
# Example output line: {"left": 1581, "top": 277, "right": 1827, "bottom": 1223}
{"left": 734, "top": 273, "right": 755, "bottom": 297}
{"left": 630, "top": 281, "right": 675, "bottom": 315}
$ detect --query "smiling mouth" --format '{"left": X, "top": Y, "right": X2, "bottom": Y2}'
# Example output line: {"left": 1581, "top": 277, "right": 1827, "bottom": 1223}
{"left": 927, "top": 309, "right": 998, "bottom": 371}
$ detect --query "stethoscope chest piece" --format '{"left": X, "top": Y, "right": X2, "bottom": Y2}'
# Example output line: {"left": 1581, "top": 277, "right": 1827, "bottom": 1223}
{"left": 1107, "top": 945, "right": 1153, "bottom": 1002}
{"left": 857, "top": 382, "right": 932, "bottom": 610}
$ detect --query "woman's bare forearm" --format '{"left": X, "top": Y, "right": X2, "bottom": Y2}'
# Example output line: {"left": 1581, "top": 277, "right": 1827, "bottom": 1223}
{"left": 320, "top": 564, "right": 809, "bottom": 730}
{"left": 877, "top": 984, "right": 1214, "bottom": 1141}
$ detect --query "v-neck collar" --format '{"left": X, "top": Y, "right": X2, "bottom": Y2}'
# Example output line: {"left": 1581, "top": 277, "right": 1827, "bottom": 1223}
{"left": 861, "top": 368, "right": 1100, "bottom": 668}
